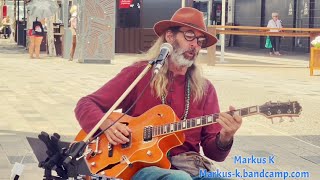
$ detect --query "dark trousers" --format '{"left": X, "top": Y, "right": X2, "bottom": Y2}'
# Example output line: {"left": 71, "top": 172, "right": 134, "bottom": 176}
{"left": 270, "top": 36, "right": 280, "bottom": 52}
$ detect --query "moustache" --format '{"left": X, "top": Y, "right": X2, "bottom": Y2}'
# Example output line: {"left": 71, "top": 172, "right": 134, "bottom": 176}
{"left": 176, "top": 47, "right": 196, "bottom": 55}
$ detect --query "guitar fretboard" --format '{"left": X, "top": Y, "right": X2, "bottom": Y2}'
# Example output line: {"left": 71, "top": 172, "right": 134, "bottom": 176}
{"left": 152, "top": 106, "right": 259, "bottom": 136}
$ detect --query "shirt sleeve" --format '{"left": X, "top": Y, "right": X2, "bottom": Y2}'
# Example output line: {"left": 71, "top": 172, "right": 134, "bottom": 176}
{"left": 200, "top": 81, "right": 232, "bottom": 162}
{"left": 74, "top": 62, "right": 146, "bottom": 133}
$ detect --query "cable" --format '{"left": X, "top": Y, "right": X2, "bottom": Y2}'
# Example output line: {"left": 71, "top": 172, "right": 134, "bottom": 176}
{"left": 10, "top": 151, "right": 33, "bottom": 180}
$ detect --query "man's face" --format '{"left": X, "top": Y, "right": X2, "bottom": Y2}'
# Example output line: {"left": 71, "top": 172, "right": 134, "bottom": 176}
{"left": 170, "top": 27, "right": 205, "bottom": 67}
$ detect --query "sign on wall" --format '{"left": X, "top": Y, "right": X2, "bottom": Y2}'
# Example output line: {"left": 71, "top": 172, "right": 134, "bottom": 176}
{"left": 303, "top": 2, "right": 308, "bottom": 15}
{"left": 119, "top": 0, "right": 133, "bottom": 9}
{"left": 2, "top": 5, "right": 7, "bottom": 17}
{"left": 288, "top": 2, "right": 293, "bottom": 15}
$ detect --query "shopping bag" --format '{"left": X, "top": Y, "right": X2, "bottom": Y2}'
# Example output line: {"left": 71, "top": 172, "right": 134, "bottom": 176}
{"left": 265, "top": 36, "right": 272, "bottom": 49}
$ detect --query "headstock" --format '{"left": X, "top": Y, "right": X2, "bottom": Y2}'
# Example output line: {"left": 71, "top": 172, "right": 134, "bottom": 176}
{"left": 259, "top": 101, "right": 302, "bottom": 122}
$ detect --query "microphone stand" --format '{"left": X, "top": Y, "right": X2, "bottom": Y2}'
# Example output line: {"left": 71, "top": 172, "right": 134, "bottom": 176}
{"left": 63, "top": 59, "right": 160, "bottom": 169}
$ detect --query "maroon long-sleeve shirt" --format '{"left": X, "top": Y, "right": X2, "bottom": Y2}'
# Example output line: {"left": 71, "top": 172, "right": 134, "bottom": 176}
{"left": 75, "top": 61, "right": 231, "bottom": 162}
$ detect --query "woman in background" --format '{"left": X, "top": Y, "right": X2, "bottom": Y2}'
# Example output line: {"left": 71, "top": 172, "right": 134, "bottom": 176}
{"left": 267, "top": 12, "right": 283, "bottom": 56}
{"left": 28, "top": 17, "right": 45, "bottom": 59}
{"left": 69, "top": 5, "right": 77, "bottom": 61}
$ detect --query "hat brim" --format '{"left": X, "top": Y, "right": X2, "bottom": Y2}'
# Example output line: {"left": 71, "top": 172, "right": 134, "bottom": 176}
{"left": 153, "top": 20, "right": 218, "bottom": 48}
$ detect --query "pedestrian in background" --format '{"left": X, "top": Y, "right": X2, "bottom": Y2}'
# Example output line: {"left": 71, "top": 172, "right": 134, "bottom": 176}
{"left": 28, "top": 17, "right": 45, "bottom": 59}
{"left": 1, "top": 16, "right": 12, "bottom": 39}
{"left": 267, "top": 12, "right": 283, "bottom": 56}
{"left": 69, "top": 5, "right": 77, "bottom": 61}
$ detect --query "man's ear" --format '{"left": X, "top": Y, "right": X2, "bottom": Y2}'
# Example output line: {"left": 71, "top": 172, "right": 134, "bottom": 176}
{"left": 165, "top": 30, "right": 175, "bottom": 44}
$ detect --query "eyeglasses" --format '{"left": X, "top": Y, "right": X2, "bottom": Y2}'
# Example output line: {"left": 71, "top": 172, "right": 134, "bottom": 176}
{"left": 178, "top": 30, "right": 207, "bottom": 48}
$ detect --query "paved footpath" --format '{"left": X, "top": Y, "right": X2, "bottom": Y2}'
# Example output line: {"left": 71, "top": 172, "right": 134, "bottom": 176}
{"left": 0, "top": 39, "right": 319, "bottom": 179}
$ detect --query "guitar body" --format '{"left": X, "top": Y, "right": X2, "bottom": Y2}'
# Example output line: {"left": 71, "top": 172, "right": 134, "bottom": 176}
{"left": 75, "top": 105, "right": 185, "bottom": 180}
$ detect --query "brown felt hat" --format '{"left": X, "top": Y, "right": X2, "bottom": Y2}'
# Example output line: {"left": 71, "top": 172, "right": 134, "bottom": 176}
{"left": 153, "top": 7, "right": 218, "bottom": 48}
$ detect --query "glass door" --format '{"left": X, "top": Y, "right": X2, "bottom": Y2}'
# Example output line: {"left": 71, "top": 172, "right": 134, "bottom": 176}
{"left": 193, "top": 0, "right": 209, "bottom": 26}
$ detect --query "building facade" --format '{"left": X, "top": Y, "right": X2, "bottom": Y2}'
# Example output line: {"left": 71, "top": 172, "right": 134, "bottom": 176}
{"left": 116, "top": 0, "right": 319, "bottom": 53}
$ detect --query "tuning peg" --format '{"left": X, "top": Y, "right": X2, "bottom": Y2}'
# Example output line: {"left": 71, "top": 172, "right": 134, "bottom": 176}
{"left": 289, "top": 117, "right": 295, "bottom": 122}
{"left": 279, "top": 117, "right": 284, "bottom": 123}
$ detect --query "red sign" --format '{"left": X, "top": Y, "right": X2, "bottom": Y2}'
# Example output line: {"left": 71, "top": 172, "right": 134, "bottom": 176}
{"left": 2, "top": 5, "right": 7, "bottom": 17}
{"left": 119, "top": 0, "right": 133, "bottom": 9}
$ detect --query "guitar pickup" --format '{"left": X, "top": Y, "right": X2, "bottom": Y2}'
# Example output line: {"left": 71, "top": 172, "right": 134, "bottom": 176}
{"left": 121, "top": 133, "right": 131, "bottom": 149}
{"left": 143, "top": 126, "right": 153, "bottom": 142}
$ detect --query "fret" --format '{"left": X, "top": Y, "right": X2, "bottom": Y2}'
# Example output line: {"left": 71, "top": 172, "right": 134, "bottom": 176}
{"left": 191, "top": 119, "right": 196, "bottom": 127}
{"left": 207, "top": 115, "right": 213, "bottom": 123}
{"left": 160, "top": 126, "right": 163, "bottom": 134}
{"left": 178, "top": 121, "right": 182, "bottom": 131}
{"left": 174, "top": 122, "right": 177, "bottom": 131}
{"left": 187, "top": 119, "right": 190, "bottom": 128}
{"left": 182, "top": 121, "right": 186, "bottom": 129}
{"left": 202, "top": 116, "right": 207, "bottom": 125}
{"left": 153, "top": 127, "right": 156, "bottom": 136}
{"left": 233, "top": 110, "right": 241, "bottom": 116}
{"left": 163, "top": 125, "right": 167, "bottom": 134}
{"left": 240, "top": 108, "right": 249, "bottom": 116}
{"left": 157, "top": 126, "right": 160, "bottom": 135}
{"left": 248, "top": 106, "right": 258, "bottom": 114}
{"left": 196, "top": 118, "right": 201, "bottom": 125}
{"left": 170, "top": 123, "right": 174, "bottom": 132}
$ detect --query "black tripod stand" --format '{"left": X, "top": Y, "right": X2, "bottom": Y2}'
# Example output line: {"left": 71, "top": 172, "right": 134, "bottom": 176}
{"left": 32, "top": 132, "right": 89, "bottom": 180}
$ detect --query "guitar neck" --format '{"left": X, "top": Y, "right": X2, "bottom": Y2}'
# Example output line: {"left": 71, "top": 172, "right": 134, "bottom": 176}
{"left": 152, "top": 106, "right": 259, "bottom": 137}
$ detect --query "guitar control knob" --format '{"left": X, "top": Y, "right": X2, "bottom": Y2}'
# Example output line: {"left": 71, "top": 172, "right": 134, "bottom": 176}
{"left": 147, "top": 150, "right": 152, "bottom": 156}
{"left": 91, "top": 162, "right": 96, "bottom": 166}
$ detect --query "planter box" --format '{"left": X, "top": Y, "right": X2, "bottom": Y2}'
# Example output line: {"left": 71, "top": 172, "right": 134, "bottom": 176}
{"left": 310, "top": 47, "right": 320, "bottom": 76}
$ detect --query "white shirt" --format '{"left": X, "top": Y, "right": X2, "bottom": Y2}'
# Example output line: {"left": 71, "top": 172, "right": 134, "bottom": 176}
{"left": 267, "top": 19, "right": 282, "bottom": 32}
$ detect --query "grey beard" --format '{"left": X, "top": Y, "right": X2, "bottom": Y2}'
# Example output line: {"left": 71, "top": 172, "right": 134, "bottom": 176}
{"left": 170, "top": 49, "right": 194, "bottom": 68}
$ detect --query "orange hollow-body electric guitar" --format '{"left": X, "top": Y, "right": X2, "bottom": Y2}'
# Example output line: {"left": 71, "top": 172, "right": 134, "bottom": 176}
{"left": 75, "top": 101, "right": 301, "bottom": 179}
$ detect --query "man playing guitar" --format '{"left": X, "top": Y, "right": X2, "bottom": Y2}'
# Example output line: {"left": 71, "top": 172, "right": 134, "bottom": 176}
{"left": 74, "top": 7, "right": 242, "bottom": 180}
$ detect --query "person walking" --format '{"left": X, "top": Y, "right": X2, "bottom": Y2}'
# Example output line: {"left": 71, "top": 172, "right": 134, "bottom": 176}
{"left": 28, "top": 18, "right": 45, "bottom": 59}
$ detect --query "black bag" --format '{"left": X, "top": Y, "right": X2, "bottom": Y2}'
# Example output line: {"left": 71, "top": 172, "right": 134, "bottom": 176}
{"left": 32, "top": 18, "right": 44, "bottom": 36}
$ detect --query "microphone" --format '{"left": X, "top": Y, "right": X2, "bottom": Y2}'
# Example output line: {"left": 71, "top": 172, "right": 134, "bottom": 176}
{"left": 153, "top": 43, "right": 173, "bottom": 74}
